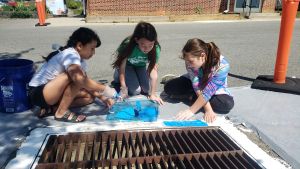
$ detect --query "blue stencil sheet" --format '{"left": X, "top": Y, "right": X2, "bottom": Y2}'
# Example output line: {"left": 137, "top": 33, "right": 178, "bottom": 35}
{"left": 163, "top": 120, "right": 208, "bottom": 127}
{"left": 107, "top": 100, "right": 159, "bottom": 122}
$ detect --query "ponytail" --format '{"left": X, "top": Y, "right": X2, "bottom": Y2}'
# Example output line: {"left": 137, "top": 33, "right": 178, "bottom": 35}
{"left": 43, "top": 46, "right": 67, "bottom": 62}
{"left": 182, "top": 38, "right": 221, "bottom": 90}
{"left": 44, "top": 27, "right": 101, "bottom": 62}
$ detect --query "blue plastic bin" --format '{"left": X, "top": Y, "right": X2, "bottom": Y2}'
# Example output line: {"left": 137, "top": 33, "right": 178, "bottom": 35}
{"left": 0, "top": 59, "right": 35, "bottom": 113}
{"left": 107, "top": 100, "right": 159, "bottom": 122}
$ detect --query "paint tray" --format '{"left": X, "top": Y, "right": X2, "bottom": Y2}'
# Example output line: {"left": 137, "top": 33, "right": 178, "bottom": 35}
{"left": 107, "top": 100, "right": 159, "bottom": 122}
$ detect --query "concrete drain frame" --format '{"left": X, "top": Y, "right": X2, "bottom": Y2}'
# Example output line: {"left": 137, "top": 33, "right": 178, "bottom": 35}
{"left": 5, "top": 118, "right": 290, "bottom": 169}
{"left": 34, "top": 127, "right": 264, "bottom": 169}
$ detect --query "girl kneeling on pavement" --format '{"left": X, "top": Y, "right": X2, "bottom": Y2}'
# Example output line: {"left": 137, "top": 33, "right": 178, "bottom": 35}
{"left": 29, "top": 27, "right": 118, "bottom": 123}
{"left": 112, "top": 21, "right": 163, "bottom": 105}
{"left": 164, "top": 38, "right": 234, "bottom": 123}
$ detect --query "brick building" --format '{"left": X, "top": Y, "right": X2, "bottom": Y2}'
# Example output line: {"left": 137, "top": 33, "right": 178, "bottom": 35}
{"left": 87, "top": 0, "right": 276, "bottom": 17}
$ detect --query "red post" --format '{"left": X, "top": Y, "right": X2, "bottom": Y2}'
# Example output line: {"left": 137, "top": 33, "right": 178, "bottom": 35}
{"left": 35, "top": 0, "right": 46, "bottom": 26}
{"left": 273, "top": 0, "right": 299, "bottom": 84}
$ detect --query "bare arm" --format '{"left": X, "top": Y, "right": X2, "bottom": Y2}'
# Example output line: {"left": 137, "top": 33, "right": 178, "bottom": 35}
{"left": 149, "top": 64, "right": 158, "bottom": 96}
{"left": 149, "top": 64, "right": 164, "bottom": 105}
{"left": 119, "top": 59, "right": 127, "bottom": 87}
{"left": 175, "top": 90, "right": 207, "bottom": 120}
{"left": 67, "top": 64, "right": 105, "bottom": 92}
{"left": 189, "top": 93, "right": 207, "bottom": 114}
{"left": 203, "top": 101, "right": 217, "bottom": 123}
{"left": 187, "top": 90, "right": 216, "bottom": 123}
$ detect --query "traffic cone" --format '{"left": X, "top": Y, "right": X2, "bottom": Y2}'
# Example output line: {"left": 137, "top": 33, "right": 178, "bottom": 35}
{"left": 251, "top": 0, "right": 300, "bottom": 95}
{"left": 35, "top": 0, "right": 47, "bottom": 26}
{"left": 273, "top": 0, "right": 299, "bottom": 83}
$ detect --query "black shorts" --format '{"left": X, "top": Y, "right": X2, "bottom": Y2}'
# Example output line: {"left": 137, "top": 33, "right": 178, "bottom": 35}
{"left": 164, "top": 76, "right": 234, "bottom": 114}
{"left": 29, "top": 85, "right": 49, "bottom": 109}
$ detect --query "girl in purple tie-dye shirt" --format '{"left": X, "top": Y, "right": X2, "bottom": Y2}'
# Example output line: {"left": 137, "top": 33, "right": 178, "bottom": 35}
{"left": 164, "top": 38, "right": 234, "bottom": 123}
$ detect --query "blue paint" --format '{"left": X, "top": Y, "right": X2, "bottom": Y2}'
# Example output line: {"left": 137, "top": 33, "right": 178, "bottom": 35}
{"left": 163, "top": 120, "right": 208, "bottom": 127}
{"left": 107, "top": 100, "right": 159, "bottom": 122}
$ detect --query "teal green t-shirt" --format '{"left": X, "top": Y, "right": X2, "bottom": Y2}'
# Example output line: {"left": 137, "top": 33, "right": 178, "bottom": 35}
{"left": 117, "top": 38, "right": 160, "bottom": 67}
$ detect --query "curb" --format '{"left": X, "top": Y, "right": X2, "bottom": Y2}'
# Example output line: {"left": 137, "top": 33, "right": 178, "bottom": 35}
{"left": 86, "top": 14, "right": 242, "bottom": 23}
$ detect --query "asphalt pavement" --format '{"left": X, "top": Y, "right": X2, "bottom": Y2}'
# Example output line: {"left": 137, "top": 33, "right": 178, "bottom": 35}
{"left": 0, "top": 17, "right": 300, "bottom": 168}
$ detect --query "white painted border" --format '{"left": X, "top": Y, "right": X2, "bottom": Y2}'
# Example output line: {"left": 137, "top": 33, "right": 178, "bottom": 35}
{"left": 6, "top": 118, "right": 288, "bottom": 169}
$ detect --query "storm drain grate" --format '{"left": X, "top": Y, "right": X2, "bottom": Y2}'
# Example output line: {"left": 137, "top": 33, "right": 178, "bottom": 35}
{"left": 35, "top": 127, "right": 263, "bottom": 169}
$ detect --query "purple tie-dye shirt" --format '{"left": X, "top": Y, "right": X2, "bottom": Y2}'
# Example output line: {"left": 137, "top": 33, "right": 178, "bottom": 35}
{"left": 186, "top": 55, "right": 231, "bottom": 101}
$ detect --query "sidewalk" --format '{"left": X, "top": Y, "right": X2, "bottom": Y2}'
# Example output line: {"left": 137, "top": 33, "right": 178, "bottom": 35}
{"left": 44, "top": 13, "right": 282, "bottom": 27}
{"left": 1, "top": 86, "right": 299, "bottom": 168}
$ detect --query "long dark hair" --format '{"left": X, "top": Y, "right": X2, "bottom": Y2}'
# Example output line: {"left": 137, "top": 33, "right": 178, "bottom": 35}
{"left": 44, "top": 27, "right": 101, "bottom": 61}
{"left": 182, "top": 38, "right": 220, "bottom": 89}
{"left": 112, "top": 21, "right": 159, "bottom": 74}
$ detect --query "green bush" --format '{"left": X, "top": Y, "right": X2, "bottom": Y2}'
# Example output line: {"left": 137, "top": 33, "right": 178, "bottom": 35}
{"left": 10, "top": 10, "right": 33, "bottom": 18}
{"left": 73, "top": 8, "right": 83, "bottom": 15}
{"left": 1, "top": 5, "right": 15, "bottom": 12}
{"left": 0, "top": 1, "right": 37, "bottom": 18}
{"left": 15, "top": 2, "right": 36, "bottom": 12}
{"left": 66, "top": 0, "right": 82, "bottom": 9}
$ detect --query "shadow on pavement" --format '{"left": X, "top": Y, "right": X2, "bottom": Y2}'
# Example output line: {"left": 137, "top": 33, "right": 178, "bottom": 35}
{"left": 0, "top": 48, "right": 35, "bottom": 60}
{"left": 228, "top": 73, "right": 256, "bottom": 82}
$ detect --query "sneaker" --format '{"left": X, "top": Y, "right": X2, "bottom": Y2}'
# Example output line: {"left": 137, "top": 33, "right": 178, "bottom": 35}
{"left": 161, "top": 74, "right": 179, "bottom": 84}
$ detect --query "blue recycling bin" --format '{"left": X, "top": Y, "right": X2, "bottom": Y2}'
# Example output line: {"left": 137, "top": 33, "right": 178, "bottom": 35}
{"left": 0, "top": 59, "right": 35, "bottom": 113}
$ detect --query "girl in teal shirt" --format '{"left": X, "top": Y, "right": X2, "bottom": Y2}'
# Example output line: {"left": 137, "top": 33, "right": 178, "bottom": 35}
{"left": 112, "top": 22, "right": 163, "bottom": 105}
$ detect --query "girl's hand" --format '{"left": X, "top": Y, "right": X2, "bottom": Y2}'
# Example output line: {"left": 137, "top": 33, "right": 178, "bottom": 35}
{"left": 148, "top": 94, "right": 164, "bottom": 105}
{"left": 103, "top": 98, "right": 115, "bottom": 108}
{"left": 175, "top": 109, "right": 194, "bottom": 120}
{"left": 203, "top": 110, "right": 217, "bottom": 123}
{"left": 101, "top": 85, "right": 118, "bottom": 98}
{"left": 120, "top": 86, "right": 128, "bottom": 100}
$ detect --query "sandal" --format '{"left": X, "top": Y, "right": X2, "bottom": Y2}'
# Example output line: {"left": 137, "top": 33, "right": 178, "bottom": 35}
{"left": 32, "top": 106, "right": 54, "bottom": 118}
{"left": 54, "top": 110, "right": 86, "bottom": 123}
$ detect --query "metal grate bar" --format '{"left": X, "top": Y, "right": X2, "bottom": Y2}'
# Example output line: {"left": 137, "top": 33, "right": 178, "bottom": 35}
{"left": 215, "top": 129, "right": 241, "bottom": 150}
{"left": 213, "top": 154, "right": 231, "bottom": 169}
{"left": 228, "top": 153, "right": 248, "bottom": 168}
{"left": 161, "top": 132, "right": 178, "bottom": 154}
{"left": 166, "top": 131, "right": 185, "bottom": 154}
{"left": 65, "top": 135, "right": 73, "bottom": 162}
{"left": 136, "top": 133, "right": 146, "bottom": 157}
{"left": 200, "top": 129, "right": 222, "bottom": 151}
{"left": 207, "top": 129, "right": 229, "bottom": 151}
{"left": 193, "top": 129, "right": 215, "bottom": 152}
{"left": 187, "top": 130, "right": 208, "bottom": 152}
{"left": 173, "top": 130, "right": 193, "bottom": 153}
{"left": 75, "top": 135, "right": 81, "bottom": 162}
{"left": 148, "top": 132, "right": 162, "bottom": 156}
{"left": 35, "top": 127, "right": 263, "bottom": 169}
{"left": 153, "top": 132, "right": 170, "bottom": 156}
{"left": 129, "top": 133, "right": 137, "bottom": 158}
{"left": 180, "top": 130, "right": 201, "bottom": 153}
{"left": 242, "top": 152, "right": 263, "bottom": 168}
{"left": 141, "top": 132, "right": 153, "bottom": 157}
